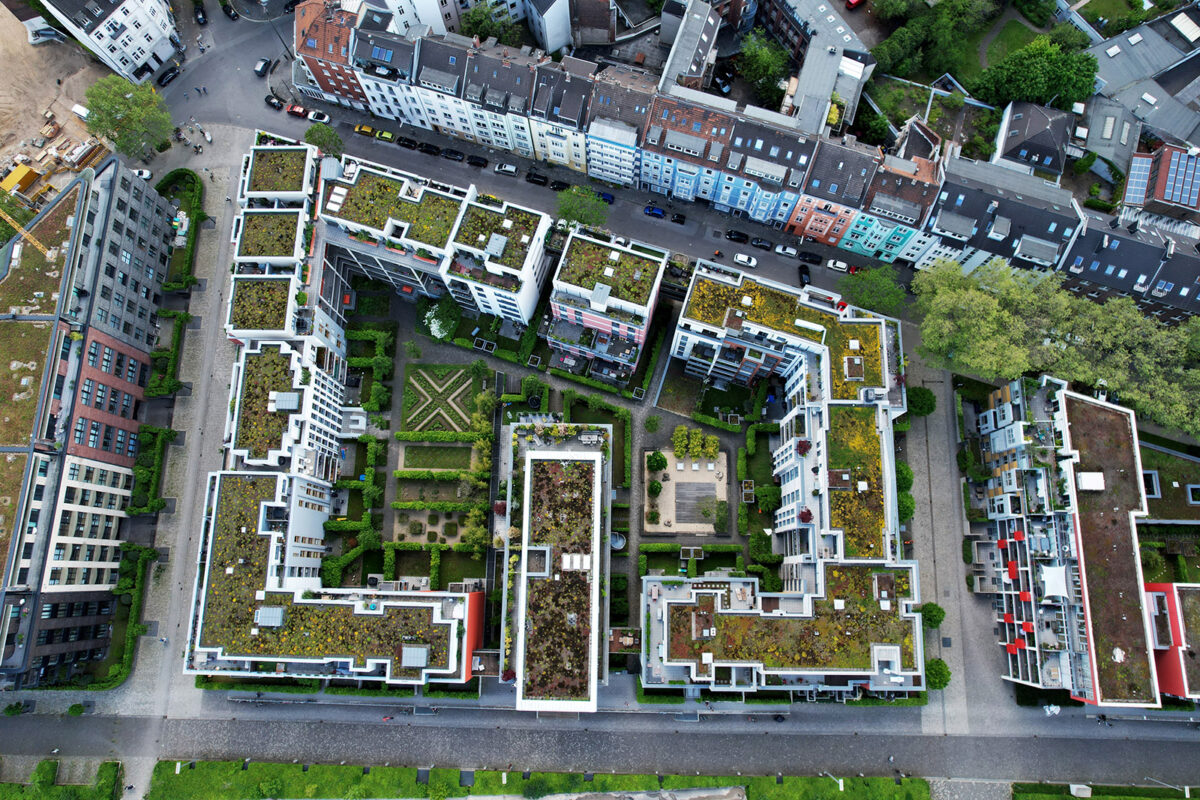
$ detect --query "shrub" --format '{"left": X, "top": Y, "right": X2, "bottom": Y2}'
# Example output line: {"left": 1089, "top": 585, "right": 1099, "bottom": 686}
{"left": 1140, "top": 546, "right": 1166, "bottom": 577}
{"left": 644, "top": 415, "right": 661, "bottom": 433}
{"left": 907, "top": 386, "right": 936, "bottom": 417}
{"left": 4, "top": 702, "right": 22, "bottom": 716}
{"left": 919, "top": 602, "right": 946, "bottom": 629}
{"left": 926, "top": 657, "right": 952, "bottom": 690}
{"left": 646, "top": 451, "right": 668, "bottom": 472}
{"left": 737, "top": 503, "right": 749, "bottom": 535}
{"left": 713, "top": 501, "right": 729, "bottom": 534}
{"left": 67, "top": 703, "right": 85, "bottom": 716}
{"left": 749, "top": 531, "right": 781, "bottom": 564}
{"left": 895, "top": 461, "right": 914, "bottom": 493}
{"left": 898, "top": 492, "right": 915, "bottom": 522}
{"left": 686, "top": 558, "right": 698, "bottom": 578}
{"left": 647, "top": 480, "right": 663, "bottom": 497}
{"left": 647, "top": 510, "right": 661, "bottom": 524}
{"left": 1072, "top": 151, "right": 1098, "bottom": 175}
{"left": 638, "top": 554, "right": 648, "bottom": 576}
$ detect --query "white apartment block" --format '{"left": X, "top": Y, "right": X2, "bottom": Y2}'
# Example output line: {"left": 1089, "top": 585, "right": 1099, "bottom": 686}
{"left": 586, "top": 117, "right": 640, "bottom": 186}
{"left": 42, "top": 456, "right": 132, "bottom": 593}
{"left": 46, "top": 0, "right": 178, "bottom": 84}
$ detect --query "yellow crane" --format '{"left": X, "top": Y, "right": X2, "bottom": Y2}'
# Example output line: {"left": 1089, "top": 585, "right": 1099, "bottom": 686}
{"left": 0, "top": 205, "right": 49, "bottom": 256}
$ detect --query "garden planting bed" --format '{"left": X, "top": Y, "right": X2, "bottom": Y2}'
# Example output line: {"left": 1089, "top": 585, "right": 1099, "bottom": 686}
{"left": 237, "top": 211, "right": 302, "bottom": 259}
{"left": 401, "top": 365, "right": 479, "bottom": 433}
{"left": 229, "top": 278, "right": 290, "bottom": 331}
{"left": 826, "top": 406, "right": 885, "bottom": 558}
{"left": 6, "top": 186, "right": 77, "bottom": 313}
{"left": 401, "top": 444, "right": 474, "bottom": 470}
{"left": 248, "top": 148, "right": 308, "bottom": 194}
{"left": 234, "top": 346, "right": 295, "bottom": 459}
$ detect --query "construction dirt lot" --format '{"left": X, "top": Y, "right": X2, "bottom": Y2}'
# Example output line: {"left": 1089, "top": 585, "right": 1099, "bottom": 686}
{"left": 0, "top": 5, "right": 108, "bottom": 173}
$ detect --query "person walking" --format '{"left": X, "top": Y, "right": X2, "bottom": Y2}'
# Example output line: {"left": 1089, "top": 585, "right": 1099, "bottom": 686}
{"left": 201, "top": 86, "right": 208, "bottom": 95}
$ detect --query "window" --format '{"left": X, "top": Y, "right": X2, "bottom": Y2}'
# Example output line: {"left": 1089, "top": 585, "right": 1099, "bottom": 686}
{"left": 88, "top": 422, "right": 101, "bottom": 449}
{"left": 73, "top": 418, "right": 85, "bottom": 445}
{"left": 80, "top": 379, "right": 93, "bottom": 407}
{"left": 101, "top": 347, "right": 113, "bottom": 373}
{"left": 87, "top": 342, "right": 98, "bottom": 367}
{"left": 94, "top": 384, "right": 107, "bottom": 410}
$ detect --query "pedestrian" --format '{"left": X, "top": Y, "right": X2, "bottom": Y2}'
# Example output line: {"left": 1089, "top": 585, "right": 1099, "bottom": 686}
{"left": 202, "top": 86, "right": 207, "bottom": 94}
{"left": 382, "top": 715, "right": 393, "bottom": 721}
{"left": 887, "top": 755, "right": 894, "bottom": 763}
{"left": 194, "top": 87, "right": 201, "bottom": 96}
{"left": 226, "top": 196, "right": 231, "bottom": 202}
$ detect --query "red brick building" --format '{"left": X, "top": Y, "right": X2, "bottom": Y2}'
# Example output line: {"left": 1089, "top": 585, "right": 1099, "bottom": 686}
{"left": 67, "top": 329, "right": 148, "bottom": 469}
{"left": 294, "top": 0, "right": 367, "bottom": 110}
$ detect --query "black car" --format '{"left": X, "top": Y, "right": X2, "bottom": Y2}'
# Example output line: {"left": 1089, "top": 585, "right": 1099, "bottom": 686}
{"left": 193, "top": 3, "right": 207, "bottom": 24}
{"left": 264, "top": 95, "right": 283, "bottom": 110}
{"left": 466, "top": 155, "right": 488, "bottom": 168}
{"left": 797, "top": 265, "right": 812, "bottom": 286}
{"left": 798, "top": 250, "right": 822, "bottom": 265}
{"left": 549, "top": 180, "right": 570, "bottom": 191}
{"left": 396, "top": 136, "right": 418, "bottom": 150}
{"left": 725, "top": 229, "right": 749, "bottom": 243}
{"left": 417, "top": 142, "right": 441, "bottom": 156}
{"left": 156, "top": 66, "right": 181, "bottom": 87}
{"left": 221, "top": 2, "right": 239, "bottom": 19}
{"left": 751, "top": 237, "right": 773, "bottom": 251}
{"left": 442, "top": 149, "right": 465, "bottom": 161}
{"left": 525, "top": 172, "right": 548, "bottom": 186}
{"left": 671, "top": 213, "right": 686, "bottom": 225}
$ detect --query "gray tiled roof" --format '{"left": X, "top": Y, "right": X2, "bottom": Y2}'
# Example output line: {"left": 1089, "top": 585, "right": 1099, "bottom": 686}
{"left": 531, "top": 65, "right": 593, "bottom": 128}
{"left": 803, "top": 139, "right": 879, "bottom": 208}
{"left": 660, "top": 0, "right": 720, "bottom": 89}
{"left": 589, "top": 66, "right": 656, "bottom": 129}
{"left": 44, "top": 0, "right": 115, "bottom": 34}
{"left": 998, "top": 102, "right": 1072, "bottom": 174}
{"left": 464, "top": 48, "right": 536, "bottom": 115}
{"left": 416, "top": 36, "right": 469, "bottom": 96}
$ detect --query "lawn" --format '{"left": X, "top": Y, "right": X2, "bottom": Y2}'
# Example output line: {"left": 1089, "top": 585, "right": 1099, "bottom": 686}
{"left": 986, "top": 20, "right": 1037, "bottom": 66}
{"left": 0, "top": 322, "right": 53, "bottom": 446}
{"left": 570, "top": 403, "right": 627, "bottom": 486}
{"left": 865, "top": 79, "right": 930, "bottom": 128}
{"left": 699, "top": 383, "right": 752, "bottom": 416}
{"left": 401, "top": 365, "right": 479, "bottom": 432}
{"left": 393, "top": 548, "right": 431, "bottom": 579}
{"left": 1080, "top": 0, "right": 1137, "bottom": 22}
{"left": 402, "top": 444, "right": 474, "bottom": 469}
{"left": 440, "top": 550, "right": 486, "bottom": 586}
{"left": 657, "top": 361, "right": 705, "bottom": 416}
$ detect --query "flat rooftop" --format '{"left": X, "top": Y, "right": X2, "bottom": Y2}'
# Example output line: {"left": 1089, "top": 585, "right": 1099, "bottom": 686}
{"left": 0, "top": 185, "right": 77, "bottom": 315}
{"left": 247, "top": 147, "right": 310, "bottom": 194}
{"left": 556, "top": 235, "right": 664, "bottom": 307}
{"left": 1064, "top": 395, "right": 1156, "bottom": 705}
{"left": 229, "top": 277, "right": 291, "bottom": 332}
{"left": 1177, "top": 587, "right": 1200, "bottom": 695}
{"left": 237, "top": 210, "right": 303, "bottom": 259}
{"left": 234, "top": 346, "right": 296, "bottom": 459}
{"left": 826, "top": 405, "right": 886, "bottom": 559}
{"left": 452, "top": 201, "right": 541, "bottom": 270}
{"left": 1140, "top": 445, "right": 1200, "bottom": 522}
{"left": 322, "top": 170, "right": 462, "bottom": 249}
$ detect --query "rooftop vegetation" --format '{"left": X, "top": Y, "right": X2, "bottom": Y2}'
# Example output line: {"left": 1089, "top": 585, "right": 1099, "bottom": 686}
{"left": 1140, "top": 445, "right": 1200, "bottom": 522}
{"left": 238, "top": 211, "right": 301, "bottom": 259}
{"left": 453, "top": 204, "right": 540, "bottom": 269}
{"left": 0, "top": 321, "right": 53, "bottom": 447}
{"left": 248, "top": 148, "right": 308, "bottom": 194}
{"left": 1065, "top": 396, "right": 1155, "bottom": 705}
{"left": 230, "top": 279, "right": 290, "bottom": 331}
{"left": 667, "top": 566, "right": 916, "bottom": 672}
{"left": 826, "top": 406, "right": 885, "bottom": 559}
{"left": 328, "top": 172, "right": 461, "bottom": 248}
{"left": 0, "top": 452, "right": 28, "bottom": 568}
{"left": 1, "top": 186, "right": 77, "bottom": 314}
{"left": 199, "top": 475, "right": 451, "bottom": 675}
{"left": 557, "top": 236, "right": 660, "bottom": 306}
{"left": 234, "top": 346, "right": 295, "bottom": 459}
{"left": 1178, "top": 588, "right": 1200, "bottom": 693}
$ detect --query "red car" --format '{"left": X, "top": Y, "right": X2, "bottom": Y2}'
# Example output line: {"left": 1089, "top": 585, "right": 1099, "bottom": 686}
{"left": 846, "top": 0, "right": 865, "bottom": 8}
{"left": 286, "top": 104, "right": 307, "bottom": 118}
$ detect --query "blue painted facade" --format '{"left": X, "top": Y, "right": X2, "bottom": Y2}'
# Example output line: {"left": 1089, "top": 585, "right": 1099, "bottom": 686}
{"left": 838, "top": 212, "right": 922, "bottom": 262}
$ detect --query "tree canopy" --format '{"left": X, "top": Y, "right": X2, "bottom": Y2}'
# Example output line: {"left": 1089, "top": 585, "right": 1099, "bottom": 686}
{"left": 919, "top": 602, "right": 946, "bottom": 629}
{"left": 837, "top": 264, "right": 908, "bottom": 316}
{"left": 84, "top": 75, "right": 173, "bottom": 157}
{"left": 971, "top": 36, "right": 1098, "bottom": 107}
{"left": 737, "top": 29, "right": 790, "bottom": 106}
{"left": 557, "top": 185, "right": 608, "bottom": 227}
{"left": 458, "top": 4, "right": 522, "bottom": 47}
{"left": 926, "top": 657, "right": 952, "bottom": 690}
{"left": 871, "top": 0, "right": 999, "bottom": 77}
{"left": 907, "top": 386, "right": 937, "bottom": 417}
{"left": 304, "top": 123, "right": 343, "bottom": 158}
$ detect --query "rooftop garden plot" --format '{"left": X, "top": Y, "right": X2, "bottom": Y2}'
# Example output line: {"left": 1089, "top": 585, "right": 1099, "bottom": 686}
{"left": 826, "top": 406, "right": 885, "bottom": 558}
{"left": 238, "top": 211, "right": 302, "bottom": 259}
{"left": 235, "top": 347, "right": 295, "bottom": 459}
{"left": 1141, "top": 446, "right": 1200, "bottom": 522}
{"left": 229, "top": 279, "right": 290, "bottom": 331}
{"left": 522, "top": 458, "right": 598, "bottom": 701}
{"left": 685, "top": 276, "right": 884, "bottom": 400}
{"left": 453, "top": 204, "right": 540, "bottom": 269}
{"left": 0, "top": 452, "right": 28, "bottom": 568}
{"left": 400, "top": 365, "right": 478, "bottom": 433}
{"left": 200, "top": 475, "right": 450, "bottom": 675}
{"left": 1, "top": 186, "right": 77, "bottom": 314}
{"left": 1064, "top": 396, "right": 1155, "bottom": 705}
{"left": 247, "top": 148, "right": 308, "bottom": 194}
{"left": 0, "top": 321, "right": 53, "bottom": 446}
{"left": 557, "top": 237, "right": 660, "bottom": 306}
{"left": 328, "top": 172, "right": 461, "bottom": 248}
{"left": 1178, "top": 588, "right": 1200, "bottom": 693}
{"left": 667, "top": 566, "right": 916, "bottom": 672}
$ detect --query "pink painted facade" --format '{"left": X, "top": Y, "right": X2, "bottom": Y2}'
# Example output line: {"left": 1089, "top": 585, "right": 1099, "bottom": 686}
{"left": 785, "top": 196, "right": 856, "bottom": 245}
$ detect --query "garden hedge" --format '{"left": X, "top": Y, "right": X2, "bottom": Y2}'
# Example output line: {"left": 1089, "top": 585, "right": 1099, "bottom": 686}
{"left": 692, "top": 412, "right": 741, "bottom": 432}
{"left": 745, "top": 422, "right": 780, "bottom": 456}
{"left": 335, "top": 436, "right": 386, "bottom": 509}
{"left": 639, "top": 543, "right": 682, "bottom": 553}
{"left": 347, "top": 325, "right": 396, "bottom": 412}
{"left": 125, "top": 425, "right": 177, "bottom": 515}
{"left": 155, "top": 168, "right": 203, "bottom": 292}
{"left": 86, "top": 544, "right": 156, "bottom": 690}
{"left": 145, "top": 310, "right": 192, "bottom": 397}
{"left": 389, "top": 501, "right": 488, "bottom": 513}
{"left": 395, "top": 430, "right": 481, "bottom": 443}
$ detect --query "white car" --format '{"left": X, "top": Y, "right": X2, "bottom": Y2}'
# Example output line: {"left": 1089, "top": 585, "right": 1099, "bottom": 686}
{"left": 132, "top": 169, "right": 152, "bottom": 180}
{"left": 827, "top": 258, "right": 849, "bottom": 272}
{"left": 774, "top": 245, "right": 798, "bottom": 258}
{"left": 733, "top": 253, "right": 758, "bottom": 268}
{"left": 307, "top": 110, "right": 330, "bottom": 124}
{"left": 494, "top": 163, "right": 518, "bottom": 176}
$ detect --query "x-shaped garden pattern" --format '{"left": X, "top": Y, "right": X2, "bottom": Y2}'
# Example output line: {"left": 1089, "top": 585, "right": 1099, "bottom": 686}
{"left": 402, "top": 366, "right": 474, "bottom": 432}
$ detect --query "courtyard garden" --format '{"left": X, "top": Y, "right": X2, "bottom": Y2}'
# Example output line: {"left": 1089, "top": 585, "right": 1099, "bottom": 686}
{"left": 401, "top": 364, "right": 482, "bottom": 432}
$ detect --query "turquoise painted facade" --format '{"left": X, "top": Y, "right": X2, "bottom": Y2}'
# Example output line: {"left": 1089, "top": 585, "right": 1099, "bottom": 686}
{"left": 838, "top": 211, "right": 921, "bottom": 262}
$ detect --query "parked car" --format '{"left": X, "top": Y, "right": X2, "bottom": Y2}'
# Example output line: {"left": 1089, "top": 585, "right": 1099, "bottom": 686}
{"left": 644, "top": 205, "right": 666, "bottom": 218}
{"left": 264, "top": 95, "right": 284, "bottom": 110}
{"left": 751, "top": 237, "right": 773, "bottom": 251}
{"left": 132, "top": 169, "right": 153, "bottom": 180}
{"left": 156, "top": 66, "right": 181, "bottom": 87}
{"left": 286, "top": 104, "right": 307, "bottom": 118}
{"left": 353, "top": 124, "right": 375, "bottom": 136}
{"left": 827, "top": 258, "right": 849, "bottom": 272}
{"left": 797, "top": 265, "right": 812, "bottom": 286}
{"left": 798, "top": 250, "right": 822, "bottom": 265}
{"left": 550, "top": 180, "right": 570, "bottom": 191}
{"left": 374, "top": 129, "right": 396, "bottom": 142}
{"left": 725, "top": 229, "right": 749, "bottom": 243}
{"left": 713, "top": 75, "right": 731, "bottom": 95}
{"left": 193, "top": 4, "right": 207, "bottom": 25}
{"left": 396, "top": 136, "right": 418, "bottom": 149}
{"left": 733, "top": 253, "right": 758, "bottom": 268}
{"left": 442, "top": 149, "right": 465, "bottom": 161}
{"left": 495, "top": 163, "right": 518, "bottom": 176}
{"left": 418, "top": 142, "right": 441, "bottom": 156}
{"left": 525, "top": 171, "right": 548, "bottom": 185}
{"left": 845, "top": 0, "right": 865, "bottom": 8}
{"left": 307, "top": 110, "right": 330, "bottom": 124}
{"left": 597, "top": 191, "right": 615, "bottom": 204}
{"left": 848, "top": 264, "right": 862, "bottom": 274}
{"left": 222, "top": 3, "right": 239, "bottom": 19}
{"left": 466, "top": 155, "right": 488, "bottom": 168}
{"left": 253, "top": 58, "right": 270, "bottom": 77}
{"left": 671, "top": 212, "right": 686, "bottom": 224}
{"left": 775, "top": 244, "right": 798, "bottom": 258}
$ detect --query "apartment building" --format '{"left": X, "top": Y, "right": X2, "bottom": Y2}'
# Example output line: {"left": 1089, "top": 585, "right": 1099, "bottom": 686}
{"left": 645, "top": 265, "right": 921, "bottom": 698}
{"left": 43, "top": 0, "right": 177, "bottom": 84}
{"left": 785, "top": 137, "right": 877, "bottom": 245}
{"left": 967, "top": 377, "right": 1161, "bottom": 707}
{"left": 295, "top": 0, "right": 369, "bottom": 111}
{"left": 0, "top": 158, "right": 173, "bottom": 688}
{"left": 640, "top": 93, "right": 738, "bottom": 201}
{"left": 524, "top": 0, "right": 570, "bottom": 53}
{"left": 841, "top": 135, "right": 941, "bottom": 263}
{"left": 585, "top": 65, "right": 657, "bottom": 186}
{"left": 528, "top": 59, "right": 595, "bottom": 171}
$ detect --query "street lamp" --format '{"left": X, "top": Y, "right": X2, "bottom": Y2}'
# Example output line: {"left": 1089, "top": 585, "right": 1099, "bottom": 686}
{"left": 819, "top": 772, "right": 844, "bottom": 791}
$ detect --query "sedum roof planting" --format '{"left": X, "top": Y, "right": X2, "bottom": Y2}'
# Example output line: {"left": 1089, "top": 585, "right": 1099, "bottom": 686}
{"left": 826, "top": 406, "right": 885, "bottom": 558}
{"left": 1, "top": 185, "right": 77, "bottom": 315}
{"left": 238, "top": 211, "right": 302, "bottom": 258}
{"left": 235, "top": 346, "right": 295, "bottom": 459}
{"left": 557, "top": 236, "right": 660, "bottom": 306}
{"left": 326, "top": 172, "right": 461, "bottom": 248}
{"left": 248, "top": 148, "right": 308, "bottom": 194}
{"left": 230, "top": 278, "right": 290, "bottom": 331}
{"left": 452, "top": 203, "right": 540, "bottom": 269}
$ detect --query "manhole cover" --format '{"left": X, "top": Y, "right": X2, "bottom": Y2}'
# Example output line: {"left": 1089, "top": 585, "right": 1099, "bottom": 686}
{"left": 942, "top": 637, "right": 952, "bottom": 648}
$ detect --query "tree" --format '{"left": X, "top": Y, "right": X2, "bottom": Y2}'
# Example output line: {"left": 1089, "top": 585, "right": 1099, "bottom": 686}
{"left": 424, "top": 295, "right": 460, "bottom": 340}
{"left": 1047, "top": 22, "right": 1091, "bottom": 51}
{"left": 644, "top": 415, "right": 661, "bottom": 433}
{"left": 1141, "top": 546, "right": 1166, "bottom": 578}
{"left": 646, "top": 451, "right": 668, "bottom": 472}
{"left": 837, "top": 264, "right": 907, "bottom": 316}
{"left": 0, "top": 193, "right": 33, "bottom": 249}
{"left": 648, "top": 480, "right": 663, "bottom": 497}
{"left": 703, "top": 434, "right": 720, "bottom": 460}
{"left": 898, "top": 491, "right": 915, "bottom": 522}
{"left": 757, "top": 485, "right": 782, "bottom": 514}
{"left": 304, "top": 122, "right": 343, "bottom": 157}
{"left": 926, "top": 657, "right": 952, "bottom": 690}
{"left": 908, "top": 386, "right": 937, "bottom": 417}
{"left": 461, "top": 506, "right": 489, "bottom": 559}
{"left": 737, "top": 28, "right": 790, "bottom": 104}
{"left": 84, "top": 75, "right": 172, "bottom": 157}
{"left": 972, "top": 36, "right": 1098, "bottom": 108}
{"left": 895, "top": 461, "right": 914, "bottom": 493}
{"left": 557, "top": 185, "right": 608, "bottom": 227}
{"left": 919, "top": 602, "right": 946, "bottom": 629}
{"left": 671, "top": 425, "right": 690, "bottom": 455}
{"left": 458, "top": 3, "right": 522, "bottom": 46}
{"left": 688, "top": 427, "right": 706, "bottom": 460}
{"left": 872, "top": 0, "right": 915, "bottom": 21}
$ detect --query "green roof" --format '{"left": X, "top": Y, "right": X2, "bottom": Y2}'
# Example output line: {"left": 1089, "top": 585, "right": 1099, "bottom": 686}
{"left": 826, "top": 406, "right": 885, "bottom": 559}
{"left": 557, "top": 237, "right": 661, "bottom": 306}
{"left": 248, "top": 148, "right": 309, "bottom": 194}
{"left": 0, "top": 321, "right": 54, "bottom": 447}
{"left": 230, "top": 278, "right": 290, "bottom": 331}
{"left": 238, "top": 211, "right": 302, "bottom": 259}
{"left": 452, "top": 203, "right": 540, "bottom": 269}
{"left": 235, "top": 346, "right": 295, "bottom": 458}
{"left": 326, "top": 172, "right": 461, "bottom": 248}
{"left": 0, "top": 185, "right": 77, "bottom": 315}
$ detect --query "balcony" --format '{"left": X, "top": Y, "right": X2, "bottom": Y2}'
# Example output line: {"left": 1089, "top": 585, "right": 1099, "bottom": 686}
{"left": 547, "top": 318, "right": 596, "bottom": 349}
{"left": 447, "top": 256, "right": 522, "bottom": 294}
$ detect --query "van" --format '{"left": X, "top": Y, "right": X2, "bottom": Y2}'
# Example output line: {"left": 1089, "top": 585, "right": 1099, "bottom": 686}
{"left": 494, "top": 163, "right": 518, "bottom": 176}
{"left": 71, "top": 104, "right": 90, "bottom": 121}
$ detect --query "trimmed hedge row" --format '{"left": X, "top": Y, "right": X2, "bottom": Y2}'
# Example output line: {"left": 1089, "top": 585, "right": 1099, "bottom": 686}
{"left": 321, "top": 527, "right": 382, "bottom": 587}
{"left": 692, "top": 412, "right": 740, "bottom": 432}
{"left": 392, "top": 469, "right": 482, "bottom": 482}
{"left": 390, "top": 500, "right": 487, "bottom": 512}
{"left": 145, "top": 310, "right": 192, "bottom": 398}
{"left": 395, "top": 430, "right": 480, "bottom": 442}
{"left": 347, "top": 326, "right": 396, "bottom": 412}
{"left": 90, "top": 544, "right": 156, "bottom": 690}
{"left": 195, "top": 676, "right": 320, "bottom": 693}
{"left": 745, "top": 422, "right": 780, "bottom": 456}
{"left": 335, "top": 435, "right": 386, "bottom": 509}
{"left": 126, "top": 425, "right": 176, "bottom": 515}
{"left": 155, "top": 169, "right": 203, "bottom": 292}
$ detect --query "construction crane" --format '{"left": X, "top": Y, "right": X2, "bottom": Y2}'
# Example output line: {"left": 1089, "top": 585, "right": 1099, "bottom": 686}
{"left": 0, "top": 205, "right": 49, "bottom": 256}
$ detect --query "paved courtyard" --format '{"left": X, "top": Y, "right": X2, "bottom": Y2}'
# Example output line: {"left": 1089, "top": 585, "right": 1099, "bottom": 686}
{"left": 644, "top": 451, "right": 728, "bottom": 533}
